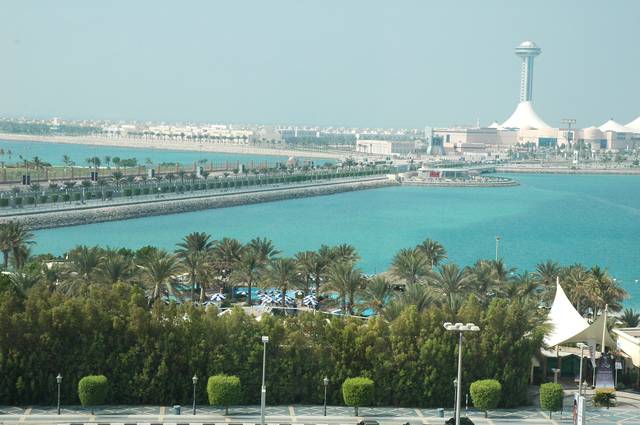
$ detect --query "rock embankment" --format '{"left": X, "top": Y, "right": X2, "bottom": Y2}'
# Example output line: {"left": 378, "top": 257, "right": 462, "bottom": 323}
{"left": 7, "top": 178, "right": 396, "bottom": 230}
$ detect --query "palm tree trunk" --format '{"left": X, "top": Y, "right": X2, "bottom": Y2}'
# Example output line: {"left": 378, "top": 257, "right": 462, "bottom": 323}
{"left": 2, "top": 250, "right": 8, "bottom": 269}
{"left": 282, "top": 286, "right": 286, "bottom": 307}
{"left": 190, "top": 271, "right": 196, "bottom": 302}
{"left": 247, "top": 279, "right": 253, "bottom": 306}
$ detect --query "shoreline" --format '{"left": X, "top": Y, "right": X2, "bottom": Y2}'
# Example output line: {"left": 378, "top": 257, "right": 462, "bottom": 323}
{"left": 4, "top": 177, "right": 396, "bottom": 230}
{"left": 496, "top": 166, "right": 640, "bottom": 175}
{"left": 0, "top": 132, "right": 348, "bottom": 160}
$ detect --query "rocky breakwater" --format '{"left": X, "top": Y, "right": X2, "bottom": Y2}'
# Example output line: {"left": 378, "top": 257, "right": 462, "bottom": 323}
{"left": 6, "top": 177, "right": 397, "bottom": 230}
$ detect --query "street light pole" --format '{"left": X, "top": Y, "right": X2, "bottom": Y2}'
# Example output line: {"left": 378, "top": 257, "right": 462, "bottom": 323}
{"left": 323, "top": 377, "right": 329, "bottom": 416}
{"left": 577, "top": 343, "right": 586, "bottom": 396}
{"left": 495, "top": 236, "right": 500, "bottom": 261}
{"left": 261, "top": 335, "right": 269, "bottom": 425}
{"left": 56, "top": 373, "right": 62, "bottom": 415}
{"left": 192, "top": 374, "right": 198, "bottom": 415}
{"left": 444, "top": 322, "right": 480, "bottom": 425}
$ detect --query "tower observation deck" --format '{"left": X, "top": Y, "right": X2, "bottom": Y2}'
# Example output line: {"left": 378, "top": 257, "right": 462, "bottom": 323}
{"left": 515, "top": 41, "right": 541, "bottom": 102}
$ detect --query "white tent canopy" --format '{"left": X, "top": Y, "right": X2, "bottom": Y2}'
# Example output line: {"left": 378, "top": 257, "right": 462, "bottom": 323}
{"left": 598, "top": 119, "right": 630, "bottom": 133}
{"left": 625, "top": 116, "right": 640, "bottom": 132}
{"left": 502, "top": 101, "right": 551, "bottom": 129}
{"left": 544, "top": 281, "right": 615, "bottom": 349}
{"left": 544, "top": 282, "right": 589, "bottom": 347}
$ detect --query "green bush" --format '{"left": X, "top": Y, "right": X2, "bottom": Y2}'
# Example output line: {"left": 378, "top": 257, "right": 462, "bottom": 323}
{"left": 142, "top": 187, "right": 150, "bottom": 195}
{"left": 25, "top": 196, "right": 35, "bottom": 205}
{"left": 539, "top": 383, "right": 563, "bottom": 418}
{"left": 342, "top": 377, "right": 374, "bottom": 416}
{"left": 39, "top": 195, "right": 48, "bottom": 204}
{"left": 593, "top": 390, "right": 616, "bottom": 409}
{"left": 0, "top": 198, "right": 8, "bottom": 207}
{"left": 78, "top": 375, "right": 108, "bottom": 413}
{"left": 133, "top": 188, "right": 141, "bottom": 196}
{"left": 207, "top": 375, "right": 241, "bottom": 415}
{"left": 73, "top": 193, "right": 81, "bottom": 201}
{"left": 14, "top": 197, "right": 23, "bottom": 206}
{"left": 470, "top": 379, "right": 501, "bottom": 417}
{"left": 105, "top": 191, "right": 113, "bottom": 199}
{"left": 123, "top": 188, "right": 132, "bottom": 197}
{"left": 62, "top": 194, "right": 71, "bottom": 202}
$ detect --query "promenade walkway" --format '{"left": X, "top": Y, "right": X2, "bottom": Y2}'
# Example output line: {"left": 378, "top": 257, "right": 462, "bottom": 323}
{"left": 3, "top": 401, "right": 640, "bottom": 425}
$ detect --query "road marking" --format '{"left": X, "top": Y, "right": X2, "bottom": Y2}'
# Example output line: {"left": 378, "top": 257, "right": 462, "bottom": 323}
{"left": 289, "top": 405, "right": 296, "bottom": 420}
{"left": 159, "top": 405, "right": 166, "bottom": 421}
{"left": 414, "top": 409, "right": 424, "bottom": 417}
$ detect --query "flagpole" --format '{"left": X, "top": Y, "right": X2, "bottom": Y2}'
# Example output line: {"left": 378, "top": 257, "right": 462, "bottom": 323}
{"left": 601, "top": 304, "right": 608, "bottom": 352}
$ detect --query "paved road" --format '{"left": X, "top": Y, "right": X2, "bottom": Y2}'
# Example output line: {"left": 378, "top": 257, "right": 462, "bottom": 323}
{"left": 2, "top": 404, "right": 640, "bottom": 425}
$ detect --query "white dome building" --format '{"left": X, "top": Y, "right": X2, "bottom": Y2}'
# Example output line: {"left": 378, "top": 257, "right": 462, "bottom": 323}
{"left": 501, "top": 101, "right": 551, "bottom": 129}
{"left": 598, "top": 119, "right": 630, "bottom": 133}
{"left": 625, "top": 116, "right": 640, "bottom": 132}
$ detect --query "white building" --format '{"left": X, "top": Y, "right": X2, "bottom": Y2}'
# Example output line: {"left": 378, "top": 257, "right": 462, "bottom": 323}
{"left": 355, "top": 139, "right": 416, "bottom": 156}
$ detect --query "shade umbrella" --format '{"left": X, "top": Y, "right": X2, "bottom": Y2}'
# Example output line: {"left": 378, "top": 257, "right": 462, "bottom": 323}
{"left": 210, "top": 293, "right": 226, "bottom": 302}
{"left": 260, "top": 295, "right": 275, "bottom": 305}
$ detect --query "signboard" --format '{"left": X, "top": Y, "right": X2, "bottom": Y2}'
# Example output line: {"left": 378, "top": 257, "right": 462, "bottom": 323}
{"left": 595, "top": 352, "right": 615, "bottom": 389}
{"left": 615, "top": 361, "right": 623, "bottom": 370}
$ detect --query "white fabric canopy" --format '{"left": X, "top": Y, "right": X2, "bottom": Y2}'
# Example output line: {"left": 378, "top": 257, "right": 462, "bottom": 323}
{"left": 562, "top": 312, "right": 616, "bottom": 349}
{"left": 544, "top": 282, "right": 589, "bottom": 347}
{"left": 502, "top": 101, "right": 551, "bottom": 129}
{"left": 598, "top": 119, "right": 630, "bottom": 133}
{"left": 626, "top": 116, "right": 640, "bottom": 131}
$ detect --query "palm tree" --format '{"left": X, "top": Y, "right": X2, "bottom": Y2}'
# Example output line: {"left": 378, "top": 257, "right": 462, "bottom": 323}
{"left": 231, "top": 249, "right": 263, "bottom": 305}
{"left": 382, "top": 284, "right": 433, "bottom": 321}
{"left": 502, "top": 271, "right": 539, "bottom": 299}
{"left": 9, "top": 271, "right": 41, "bottom": 297}
{"left": 3, "top": 221, "right": 34, "bottom": 270}
{"left": 175, "top": 232, "right": 213, "bottom": 301}
{"left": 0, "top": 223, "right": 13, "bottom": 269}
{"left": 426, "top": 263, "right": 470, "bottom": 311}
{"left": 94, "top": 251, "right": 132, "bottom": 284}
{"left": 247, "top": 237, "right": 280, "bottom": 262}
{"left": 295, "top": 250, "right": 317, "bottom": 294}
{"left": 325, "top": 261, "right": 363, "bottom": 314}
{"left": 361, "top": 276, "right": 393, "bottom": 315}
{"left": 535, "top": 260, "right": 561, "bottom": 288}
{"left": 620, "top": 308, "right": 640, "bottom": 327}
{"left": 212, "top": 238, "right": 244, "bottom": 295}
{"left": 390, "top": 248, "right": 429, "bottom": 285}
{"left": 330, "top": 243, "right": 360, "bottom": 264}
{"left": 67, "top": 245, "right": 101, "bottom": 282}
{"left": 265, "top": 258, "right": 301, "bottom": 306}
{"left": 589, "top": 266, "right": 626, "bottom": 314}
{"left": 139, "top": 249, "right": 181, "bottom": 305}
{"left": 563, "top": 264, "right": 595, "bottom": 314}
{"left": 416, "top": 238, "right": 447, "bottom": 269}
{"left": 466, "top": 260, "right": 500, "bottom": 305}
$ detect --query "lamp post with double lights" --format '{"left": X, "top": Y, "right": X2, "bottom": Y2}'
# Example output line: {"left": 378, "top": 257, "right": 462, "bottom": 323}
{"left": 56, "top": 373, "right": 62, "bottom": 415}
{"left": 444, "top": 322, "right": 480, "bottom": 425}
{"left": 260, "top": 336, "right": 269, "bottom": 425}
{"left": 192, "top": 374, "right": 198, "bottom": 415}
{"left": 323, "top": 377, "right": 329, "bottom": 416}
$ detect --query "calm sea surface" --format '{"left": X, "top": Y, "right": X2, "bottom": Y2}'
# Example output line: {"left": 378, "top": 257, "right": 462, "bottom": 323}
{"left": 0, "top": 139, "right": 325, "bottom": 167}
{"left": 32, "top": 173, "right": 640, "bottom": 308}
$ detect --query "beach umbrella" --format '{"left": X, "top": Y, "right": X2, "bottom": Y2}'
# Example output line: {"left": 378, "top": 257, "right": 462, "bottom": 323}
{"left": 238, "top": 290, "right": 248, "bottom": 296}
{"left": 295, "top": 290, "right": 304, "bottom": 297}
{"left": 210, "top": 293, "right": 226, "bottom": 302}
{"left": 303, "top": 297, "right": 318, "bottom": 307}
{"left": 260, "top": 295, "right": 275, "bottom": 305}
{"left": 303, "top": 295, "right": 317, "bottom": 303}
{"left": 284, "top": 295, "right": 296, "bottom": 305}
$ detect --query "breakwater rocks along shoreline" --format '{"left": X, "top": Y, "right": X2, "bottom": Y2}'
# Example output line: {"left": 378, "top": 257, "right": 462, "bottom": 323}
{"left": 4, "top": 178, "right": 397, "bottom": 230}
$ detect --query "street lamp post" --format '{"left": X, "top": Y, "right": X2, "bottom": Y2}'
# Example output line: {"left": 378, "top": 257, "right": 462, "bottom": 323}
{"left": 495, "top": 236, "right": 501, "bottom": 261}
{"left": 56, "top": 373, "right": 62, "bottom": 415}
{"left": 192, "top": 374, "right": 198, "bottom": 415}
{"left": 323, "top": 377, "right": 329, "bottom": 416}
{"left": 577, "top": 343, "right": 587, "bottom": 396}
{"left": 260, "top": 336, "right": 269, "bottom": 425}
{"left": 444, "top": 322, "right": 480, "bottom": 425}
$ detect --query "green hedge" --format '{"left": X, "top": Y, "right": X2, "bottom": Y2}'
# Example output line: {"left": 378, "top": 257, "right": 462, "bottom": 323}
{"left": 105, "top": 191, "right": 113, "bottom": 199}
{"left": 14, "top": 197, "right": 22, "bottom": 206}
{"left": 593, "top": 389, "right": 616, "bottom": 408}
{"left": 470, "top": 379, "right": 501, "bottom": 417}
{"left": 62, "top": 194, "right": 71, "bottom": 202}
{"left": 78, "top": 375, "right": 108, "bottom": 412}
{"left": 26, "top": 196, "right": 35, "bottom": 205}
{"left": 342, "top": 377, "right": 374, "bottom": 416}
{"left": 39, "top": 195, "right": 48, "bottom": 204}
{"left": 207, "top": 375, "right": 241, "bottom": 415}
{"left": 124, "top": 188, "right": 132, "bottom": 197}
{"left": 73, "top": 193, "right": 81, "bottom": 201}
{"left": 133, "top": 188, "right": 141, "bottom": 196}
{"left": 0, "top": 198, "right": 8, "bottom": 207}
{"left": 51, "top": 194, "right": 59, "bottom": 202}
{"left": 142, "top": 187, "right": 150, "bottom": 195}
{"left": 539, "top": 383, "right": 563, "bottom": 418}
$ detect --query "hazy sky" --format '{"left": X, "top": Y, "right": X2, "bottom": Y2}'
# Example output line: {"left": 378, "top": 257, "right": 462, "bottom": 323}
{"left": 1, "top": 1, "right": 638, "bottom": 128}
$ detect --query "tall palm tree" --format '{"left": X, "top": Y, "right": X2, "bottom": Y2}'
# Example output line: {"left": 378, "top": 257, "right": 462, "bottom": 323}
{"left": 212, "top": 238, "right": 244, "bottom": 295}
{"left": 416, "top": 238, "right": 447, "bottom": 269}
{"left": 265, "top": 258, "right": 301, "bottom": 307}
{"left": 247, "top": 237, "right": 280, "bottom": 262}
{"left": 0, "top": 223, "right": 13, "bottom": 269}
{"left": 589, "top": 266, "right": 626, "bottom": 314}
{"left": 535, "top": 260, "right": 561, "bottom": 288}
{"left": 326, "top": 261, "right": 363, "bottom": 315}
{"left": 230, "top": 249, "right": 263, "bottom": 305}
{"left": 67, "top": 245, "right": 101, "bottom": 282}
{"left": 94, "top": 251, "right": 133, "bottom": 285}
{"left": 139, "top": 250, "right": 181, "bottom": 305}
{"left": 361, "top": 276, "right": 393, "bottom": 315}
{"left": 563, "top": 264, "right": 595, "bottom": 314}
{"left": 503, "top": 271, "right": 539, "bottom": 299}
{"left": 620, "top": 308, "right": 640, "bottom": 327}
{"left": 295, "top": 251, "right": 317, "bottom": 293}
{"left": 9, "top": 270, "right": 41, "bottom": 297}
{"left": 426, "top": 263, "right": 470, "bottom": 311}
{"left": 390, "top": 248, "right": 429, "bottom": 285}
{"left": 466, "top": 260, "right": 500, "bottom": 306}
{"left": 382, "top": 283, "right": 433, "bottom": 321}
{"left": 175, "top": 232, "right": 213, "bottom": 302}
{"left": 2, "top": 221, "right": 34, "bottom": 270}
{"left": 330, "top": 243, "right": 360, "bottom": 264}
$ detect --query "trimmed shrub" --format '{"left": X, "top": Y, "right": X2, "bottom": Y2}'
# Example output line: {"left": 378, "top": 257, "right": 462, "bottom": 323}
{"left": 0, "top": 198, "right": 8, "bottom": 207}
{"left": 39, "top": 195, "right": 48, "bottom": 204}
{"left": 342, "top": 377, "right": 374, "bottom": 416}
{"left": 539, "top": 383, "right": 563, "bottom": 418}
{"left": 62, "top": 194, "right": 71, "bottom": 202}
{"left": 207, "top": 375, "right": 241, "bottom": 415}
{"left": 14, "top": 197, "right": 23, "bottom": 206}
{"left": 78, "top": 375, "right": 108, "bottom": 413}
{"left": 49, "top": 194, "right": 59, "bottom": 203}
{"left": 593, "top": 389, "right": 616, "bottom": 409}
{"left": 445, "top": 417, "right": 474, "bottom": 425}
{"left": 73, "top": 193, "right": 81, "bottom": 201}
{"left": 142, "top": 187, "right": 150, "bottom": 195}
{"left": 123, "top": 188, "right": 132, "bottom": 197}
{"left": 105, "top": 191, "right": 113, "bottom": 199}
{"left": 133, "top": 188, "right": 141, "bottom": 196}
{"left": 470, "top": 379, "right": 501, "bottom": 417}
{"left": 25, "top": 196, "right": 35, "bottom": 205}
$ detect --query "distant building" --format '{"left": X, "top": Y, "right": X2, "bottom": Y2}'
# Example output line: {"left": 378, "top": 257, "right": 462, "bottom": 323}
{"left": 355, "top": 139, "right": 416, "bottom": 156}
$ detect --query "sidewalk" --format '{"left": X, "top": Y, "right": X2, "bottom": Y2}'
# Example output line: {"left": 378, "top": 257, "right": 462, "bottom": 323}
{"left": 3, "top": 403, "right": 640, "bottom": 425}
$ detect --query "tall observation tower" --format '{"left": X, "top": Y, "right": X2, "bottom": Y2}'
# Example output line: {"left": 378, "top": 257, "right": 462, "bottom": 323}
{"left": 515, "top": 41, "right": 541, "bottom": 102}
{"left": 501, "top": 40, "right": 550, "bottom": 129}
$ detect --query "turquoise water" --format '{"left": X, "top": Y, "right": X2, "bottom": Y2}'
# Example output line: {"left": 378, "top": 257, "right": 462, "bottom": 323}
{"left": 32, "top": 174, "right": 640, "bottom": 307}
{"left": 0, "top": 139, "right": 327, "bottom": 167}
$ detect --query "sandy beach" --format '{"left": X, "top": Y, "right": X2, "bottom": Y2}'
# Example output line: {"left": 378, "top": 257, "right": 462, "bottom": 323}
{"left": 0, "top": 132, "right": 348, "bottom": 160}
